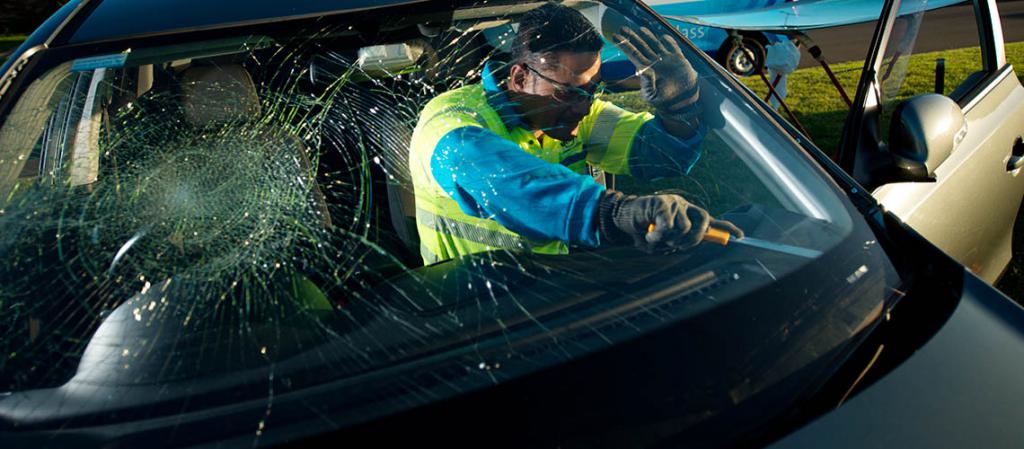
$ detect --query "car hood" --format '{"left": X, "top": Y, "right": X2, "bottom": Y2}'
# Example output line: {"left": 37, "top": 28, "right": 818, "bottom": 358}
{"left": 68, "top": 0, "right": 431, "bottom": 44}
{"left": 769, "top": 271, "right": 1024, "bottom": 448}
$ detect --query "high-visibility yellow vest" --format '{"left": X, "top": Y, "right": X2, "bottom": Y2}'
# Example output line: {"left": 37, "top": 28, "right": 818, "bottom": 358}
{"left": 409, "top": 83, "right": 651, "bottom": 264}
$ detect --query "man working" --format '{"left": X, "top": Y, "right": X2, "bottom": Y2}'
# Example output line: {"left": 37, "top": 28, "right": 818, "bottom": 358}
{"left": 409, "top": 2, "right": 741, "bottom": 264}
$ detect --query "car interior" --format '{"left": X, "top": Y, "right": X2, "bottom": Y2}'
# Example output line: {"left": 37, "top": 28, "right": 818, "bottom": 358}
{"left": 0, "top": 2, "right": 864, "bottom": 399}
{"left": 5, "top": 2, "right": 837, "bottom": 312}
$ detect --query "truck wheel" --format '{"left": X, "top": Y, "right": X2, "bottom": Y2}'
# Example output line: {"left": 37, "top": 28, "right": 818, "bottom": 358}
{"left": 720, "top": 36, "right": 766, "bottom": 77}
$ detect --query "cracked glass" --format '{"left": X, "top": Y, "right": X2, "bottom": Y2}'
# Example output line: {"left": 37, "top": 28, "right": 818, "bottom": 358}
{"left": 0, "top": 0, "right": 900, "bottom": 446}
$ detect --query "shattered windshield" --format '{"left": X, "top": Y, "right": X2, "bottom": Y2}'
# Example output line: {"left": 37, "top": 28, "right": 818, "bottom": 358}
{"left": 0, "top": 0, "right": 898, "bottom": 446}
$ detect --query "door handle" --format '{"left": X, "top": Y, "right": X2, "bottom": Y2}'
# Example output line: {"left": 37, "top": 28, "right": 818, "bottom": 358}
{"left": 1009, "top": 136, "right": 1024, "bottom": 171}
{"left": 1009, "top": 155, "right": 1024, "bottom": 171}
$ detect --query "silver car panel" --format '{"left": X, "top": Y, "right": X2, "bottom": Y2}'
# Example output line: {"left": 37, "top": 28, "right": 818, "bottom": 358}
{"left": 852, "top": 0, "right": 1024, "bottom": 283}
{"left": 874, "top": 66, "right": 1024, "bottom": 282}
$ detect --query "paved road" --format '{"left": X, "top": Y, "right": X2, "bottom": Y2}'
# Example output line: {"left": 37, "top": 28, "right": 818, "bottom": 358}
{"left": 797, "top": 0, "right": 1024, "bottom": 68}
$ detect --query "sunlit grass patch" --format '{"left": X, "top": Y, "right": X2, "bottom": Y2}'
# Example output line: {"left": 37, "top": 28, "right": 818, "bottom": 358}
{"left": 0, "top": 35, "right": 27, "bottom": 44}
{"left": 607, "top": 42, "right": 1024, "bottom": 158}
{"left": 1, "top": 35, "right": 28, "bottom": 64}
{"left": 739, "top": 41, "right": 1024, "bottom": 154}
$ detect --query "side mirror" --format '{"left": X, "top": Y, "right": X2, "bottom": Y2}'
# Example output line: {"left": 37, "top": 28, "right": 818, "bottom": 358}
{"left": 886, "top": 93, "right": 966, "bottom": 181}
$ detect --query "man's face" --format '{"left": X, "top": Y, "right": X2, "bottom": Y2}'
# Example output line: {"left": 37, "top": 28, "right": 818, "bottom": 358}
{"left": 508, "top": 51, "right": 602, "bottom": 142}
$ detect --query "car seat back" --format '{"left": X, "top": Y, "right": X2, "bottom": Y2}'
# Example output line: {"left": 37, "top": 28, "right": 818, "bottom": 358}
{"left": 309, "top": 50, "right": 431, "bottom": 261}
{"left": 180, "top": 65, "right": 261, "bottom": 126}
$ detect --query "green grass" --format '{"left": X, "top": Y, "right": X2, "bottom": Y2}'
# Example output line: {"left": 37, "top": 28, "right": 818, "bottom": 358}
{"left": 0, "top": 35, "right": 27, "bottom": 46}
{"left": 739, "top": 42, "right": 1024, "bottom": 156}
{"left": 0, "top": 35, "right": 28, "bottom": 64}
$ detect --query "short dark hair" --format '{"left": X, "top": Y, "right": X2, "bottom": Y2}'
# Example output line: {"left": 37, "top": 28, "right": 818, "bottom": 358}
{"left": 511, "top": 3, "right": 603, "bottom": 69}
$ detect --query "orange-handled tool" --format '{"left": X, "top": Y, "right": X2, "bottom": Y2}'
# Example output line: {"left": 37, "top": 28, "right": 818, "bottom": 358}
{"left": 646, "top": 223, "right": 732, "bottom": 245}
{"left": 703, "top": 227, "right": 732, "bottom": 245}
{"left": 646, "top": 223, "right": 822, "bottom": 258}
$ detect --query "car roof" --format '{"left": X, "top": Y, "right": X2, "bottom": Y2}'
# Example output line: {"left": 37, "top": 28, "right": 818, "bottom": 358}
{"left": 67, "top": 0, "right": 427, "bottom": 44}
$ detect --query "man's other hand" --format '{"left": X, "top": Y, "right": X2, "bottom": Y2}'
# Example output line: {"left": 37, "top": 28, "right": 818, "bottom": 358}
{"left": 611, "top": 26, "right": 700, "bottom": 122}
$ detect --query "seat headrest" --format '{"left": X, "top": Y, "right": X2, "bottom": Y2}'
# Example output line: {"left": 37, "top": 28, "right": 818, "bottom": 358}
{"left": 180, "top": 65, "right": 261, "bottom": 127}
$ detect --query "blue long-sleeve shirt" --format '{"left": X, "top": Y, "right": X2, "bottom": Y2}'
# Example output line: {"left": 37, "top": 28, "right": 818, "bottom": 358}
{"left": 409, "top": 60, "right": 704, "bottom": 261}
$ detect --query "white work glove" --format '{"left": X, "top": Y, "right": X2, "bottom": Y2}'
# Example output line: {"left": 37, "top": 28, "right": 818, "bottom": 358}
{"left": 765, "top": 39, "right": 800, "bottom": 74}
{"left": 765, "top": 40, "right": 799, "bottom": 107}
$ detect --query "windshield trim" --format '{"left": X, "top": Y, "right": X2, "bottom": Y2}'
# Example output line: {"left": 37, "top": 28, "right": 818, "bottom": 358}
{"left": 64, "top": 0, "right": 435, "bottom": 46}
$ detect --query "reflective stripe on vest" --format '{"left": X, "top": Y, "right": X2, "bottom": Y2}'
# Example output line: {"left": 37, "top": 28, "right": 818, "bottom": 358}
{"left": 581, "top": 102, "right": 651, "bottom": 174}
{"left": 416, "top": 206, "right": 528, "bottom": 250}
{"left": 416, "top": 193, "right": 568, "bottom": 261}
{"left": 419, "top": 240, "right": 441, "bottom": 265}
{"left": 410, "top": 84, "right": 646, "bottom": 264}
{"left": 587, "top": 106, "right": 623, "bottom": 152}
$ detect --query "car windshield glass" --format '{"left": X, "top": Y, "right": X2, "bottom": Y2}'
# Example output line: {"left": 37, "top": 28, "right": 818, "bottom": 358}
{"left": 879, "top": 0, "right": 929, "bottom": 103}
{"left": 0, "top": 0, "right": 899, "bottom": 445}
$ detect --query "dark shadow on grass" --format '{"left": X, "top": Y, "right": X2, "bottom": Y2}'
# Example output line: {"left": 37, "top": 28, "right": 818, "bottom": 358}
{"left": 790, "top": 108, "right": 850, "bottom": 160}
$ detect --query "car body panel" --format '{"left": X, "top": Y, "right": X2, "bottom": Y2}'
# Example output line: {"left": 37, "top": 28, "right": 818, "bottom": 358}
{"left": 0, "top": 2, "right": 887, "bottom": 446}
{"left": 873, "top": 66, "right": 1024, "bottom": 282}
{"left": 843, "top": 0, "right": 1024, "bottom": 283}
{"left": 0, "top": 0, "right": 1022, "bottom": 447}
{"left": 66, "top": 0, "right": 428, "bottom": 44}
{"left": 769, "top": 271, "right": 1024, "bottom": 449}
{"left": 670, "top": 0, "right": 966, "bottom": 32}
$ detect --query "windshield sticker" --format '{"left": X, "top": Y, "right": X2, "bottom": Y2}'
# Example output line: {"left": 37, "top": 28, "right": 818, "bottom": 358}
{"left": 70, "top": 52, "right": 130, "bottom": 72}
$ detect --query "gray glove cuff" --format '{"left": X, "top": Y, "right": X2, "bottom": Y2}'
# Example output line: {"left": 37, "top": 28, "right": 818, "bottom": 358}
{"left": 598, "top": 189, "right": 632, "bottom": 244}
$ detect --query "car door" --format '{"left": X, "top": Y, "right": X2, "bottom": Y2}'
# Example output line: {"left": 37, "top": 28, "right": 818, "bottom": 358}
{"left": 838, "top": 0, "right": 1024, "bottom": 283}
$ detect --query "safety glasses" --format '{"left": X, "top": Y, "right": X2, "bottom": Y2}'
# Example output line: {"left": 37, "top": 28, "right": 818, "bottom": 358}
{"left": 522, "top": 63, "right": 605, "bottom": 104}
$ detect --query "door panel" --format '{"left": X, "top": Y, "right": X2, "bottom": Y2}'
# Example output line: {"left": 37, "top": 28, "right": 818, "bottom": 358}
{"left": 842, "top": 0, "right": 1024, "bottom": 282}
{"left": 873, "top": 68, "right": 1024, "bottom": 281}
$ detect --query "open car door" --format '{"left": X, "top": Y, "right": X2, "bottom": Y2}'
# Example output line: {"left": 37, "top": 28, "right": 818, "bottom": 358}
{"left": 837, "top": 0, "right": 1024, "bottom": 282}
